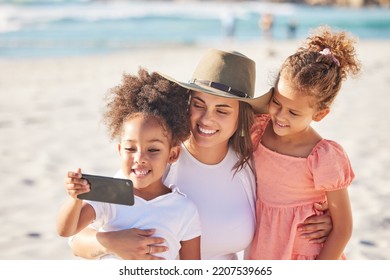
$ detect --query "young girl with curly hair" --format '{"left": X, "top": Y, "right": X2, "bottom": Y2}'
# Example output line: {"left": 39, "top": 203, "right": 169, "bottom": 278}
{"left": 57, "top": 68, "right": 201, "bottom": 260}
{"left": 249, "top": 26, "right": 361, "bottom": 260}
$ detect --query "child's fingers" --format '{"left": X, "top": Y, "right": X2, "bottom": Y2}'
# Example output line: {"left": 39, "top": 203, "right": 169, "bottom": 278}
{"left": 65, "top": 176, "right": 90, "bottom": 196}
{"left": 67, "top": 169, "right": 82, "bottom": 179}
{"left": 66, "top": 180, "right": 90, "bottom": 191}
{"left": 65, "top": 175, "right": 88, "bottom": 187}
{"left": 66, "top": 182, "right": 88, "bottom": 190}
{"left": 67, "top": 187, "right": 90, "bottom": 199}
{"left": 64, "top": 168, "right": 88, "bottom": 199}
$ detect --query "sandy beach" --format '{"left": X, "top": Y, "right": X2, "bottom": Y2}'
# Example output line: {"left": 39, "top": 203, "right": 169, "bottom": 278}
{"left": 0, "top": 38, "right": 389, "bottom": 260}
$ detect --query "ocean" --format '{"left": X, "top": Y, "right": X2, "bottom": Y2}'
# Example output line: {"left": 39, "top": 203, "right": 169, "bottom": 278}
{"left": 0, "top": 0, "right": 389, "bottom": 58}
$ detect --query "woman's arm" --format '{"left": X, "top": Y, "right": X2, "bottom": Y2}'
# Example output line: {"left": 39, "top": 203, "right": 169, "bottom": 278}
{"left": 316, "top": 188, "right": 353, "bottom": 259}
{"left": 70, "top": 226, "right": 107, "bottom": 259}
{"left": 70, "top": 227, "right": 169, "bottom": 260}
{"left": 179, "top": 237, "right": 201, "bottom": 260}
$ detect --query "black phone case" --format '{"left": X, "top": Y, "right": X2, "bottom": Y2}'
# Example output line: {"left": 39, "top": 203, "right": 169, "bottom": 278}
{"left": 77, "top": 174, "right": 134, "bottom": 206}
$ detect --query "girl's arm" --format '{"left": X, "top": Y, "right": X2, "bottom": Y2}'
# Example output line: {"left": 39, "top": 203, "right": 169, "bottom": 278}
{"left": 71, "top": 227, "right": 169, "bottom": 260}
{"left": 56, "top": 168, "right": 96, "bottom": 237}
{"left": 56, "top": 198, "right": 96, "bottom": 237}
{"left": 179, "top": 236, "right": 201, "bottom": 260}
{"left": 316, "top": 188, "right": 353, "bottom": 259}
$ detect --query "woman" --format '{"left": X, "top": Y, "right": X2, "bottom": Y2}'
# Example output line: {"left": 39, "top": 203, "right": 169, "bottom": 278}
{"left": 67, "top": 49, "right": 332, "bottom": 260}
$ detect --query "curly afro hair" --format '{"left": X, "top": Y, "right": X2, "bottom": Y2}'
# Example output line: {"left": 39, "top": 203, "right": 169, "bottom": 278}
{"left": 103, "top": 67, "right": 191, "bottom": 145}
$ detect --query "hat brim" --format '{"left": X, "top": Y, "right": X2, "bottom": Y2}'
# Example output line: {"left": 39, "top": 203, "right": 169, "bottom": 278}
{"left": 158, "top": 71, "right": 272, "bottom": 114}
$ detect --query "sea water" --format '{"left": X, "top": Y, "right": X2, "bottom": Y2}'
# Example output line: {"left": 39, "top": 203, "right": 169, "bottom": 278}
{"left": 0, "top": 0, "right": 389, "bottom": 58}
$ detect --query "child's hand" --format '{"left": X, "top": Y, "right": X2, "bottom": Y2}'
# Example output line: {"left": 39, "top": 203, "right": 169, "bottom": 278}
{"left": 64, "top": 168, "right": 90, "bottom": 200}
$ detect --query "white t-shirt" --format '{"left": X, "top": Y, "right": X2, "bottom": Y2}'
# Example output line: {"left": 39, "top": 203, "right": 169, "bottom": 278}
{"left": 164, "top": 143, "right": 256, "bottom": 260}
{"left": 87, "top": 173, "right": 201, "bottom": 260}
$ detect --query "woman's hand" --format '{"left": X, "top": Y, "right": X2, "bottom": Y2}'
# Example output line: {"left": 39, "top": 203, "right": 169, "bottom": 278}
{"left": 71, "top": 227, "right": 169, "bottom": 260}
{"left": 298, "top": 202, "right": 333, "bottom": 243}
{"left": 97, "top": 228, "right": 168, "bottom": 260}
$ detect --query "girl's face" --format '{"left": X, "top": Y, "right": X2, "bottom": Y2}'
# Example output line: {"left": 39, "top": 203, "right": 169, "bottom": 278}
{"left": 189, "top": 91, "right": 239, "bottom": 149}
{"left": 118, "top": 115, "right": 178, "bottom": 191}
{"left": 269, "top": 76, "right": 318, "bottom": 138}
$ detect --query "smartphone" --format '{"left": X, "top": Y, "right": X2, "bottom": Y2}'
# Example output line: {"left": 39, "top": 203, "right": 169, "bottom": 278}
{"left": 77, "top": 174, "right": 134, "bottom": 206}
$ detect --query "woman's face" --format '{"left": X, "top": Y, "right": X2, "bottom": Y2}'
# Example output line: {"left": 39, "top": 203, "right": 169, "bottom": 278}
{"left": 188, "top": 91, "right": 239, "bottom": 149}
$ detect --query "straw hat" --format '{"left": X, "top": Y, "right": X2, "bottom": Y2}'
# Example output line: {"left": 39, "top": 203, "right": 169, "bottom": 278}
{"left": 158, "top": 48, "right": 271, "bottom": 113}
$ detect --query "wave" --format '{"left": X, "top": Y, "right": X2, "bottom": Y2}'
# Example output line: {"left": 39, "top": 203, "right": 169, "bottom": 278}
{"left": 0, "top": 1, "right": 296, "bottom": 31}
{"left": 0, "top": 1, "right": 389, "bottom": 58}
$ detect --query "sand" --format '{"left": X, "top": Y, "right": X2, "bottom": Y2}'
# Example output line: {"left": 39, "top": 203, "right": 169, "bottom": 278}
{"left": 0, "top": 39, "right": 389, "bottom": 260}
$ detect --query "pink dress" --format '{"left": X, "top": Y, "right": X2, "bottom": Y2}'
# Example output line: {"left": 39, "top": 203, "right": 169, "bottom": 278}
{"left": 249, "top": 114, "right": 354, "bottom": 260}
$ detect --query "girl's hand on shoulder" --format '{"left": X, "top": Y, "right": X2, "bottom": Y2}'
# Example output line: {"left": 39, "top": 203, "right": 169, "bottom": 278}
{"left": 64, "top": 168, "right": 90, "bottom": 199}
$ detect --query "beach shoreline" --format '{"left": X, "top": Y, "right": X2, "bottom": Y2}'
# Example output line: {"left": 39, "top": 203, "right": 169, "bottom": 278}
{"left": 0, "top": 39, "right": 389, "bottom": 260}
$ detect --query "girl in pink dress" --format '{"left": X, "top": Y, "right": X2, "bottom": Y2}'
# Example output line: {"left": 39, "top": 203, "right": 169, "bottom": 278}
{"left": 249, "top": 26, "right": 361, "bottom": 260}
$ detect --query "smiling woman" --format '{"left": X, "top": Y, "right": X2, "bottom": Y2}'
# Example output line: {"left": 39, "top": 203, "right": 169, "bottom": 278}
{"left": 161, "top": 49, "right": 272, "bottom": 259}
{"left": 185, "top": 92, "right": 240, "bottom": 165}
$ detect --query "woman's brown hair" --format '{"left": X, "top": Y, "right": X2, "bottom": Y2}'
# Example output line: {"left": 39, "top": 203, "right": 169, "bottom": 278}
{"left": 230, "top": 101, "right": 255, "bottom": 173}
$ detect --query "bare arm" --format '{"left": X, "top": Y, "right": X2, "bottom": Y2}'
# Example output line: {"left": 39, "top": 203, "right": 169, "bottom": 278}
{"left": 57, "top": 198, "right": 95, "bottom": 237}
{"left": 70, "top": 226, "right": 108, "bottom": 259}
{"left": 298, "top": 202, "right": 333, "bottom": 243}
{"left": 56, "top": 168, "right": 95, "bottom": 237}
{"left": 70, "top": 226, "right": 169, "bottom": 260}
{"left": 179, "top": 236, "right": 201, "bottom": 260}
{"left": 316, "top": 188, "right": 352, "bottom": 259}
